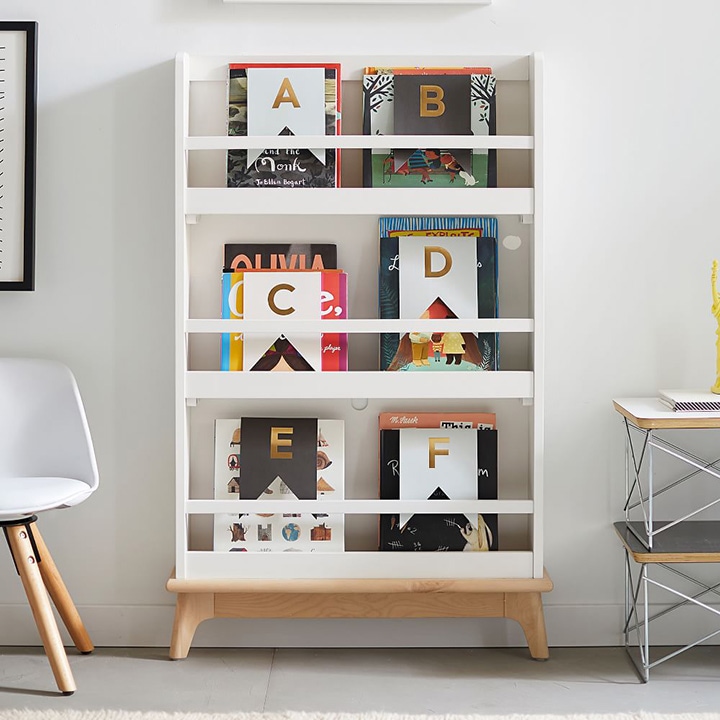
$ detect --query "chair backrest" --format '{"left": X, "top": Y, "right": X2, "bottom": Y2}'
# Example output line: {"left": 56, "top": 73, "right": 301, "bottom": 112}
{"left": 0, "top": 358, "right": 99, "bottom": 489}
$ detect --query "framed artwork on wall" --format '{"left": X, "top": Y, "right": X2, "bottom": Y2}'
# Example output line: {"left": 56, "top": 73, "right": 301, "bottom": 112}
{"left": 0, "top": 21, "right": 37, "bottom": 291}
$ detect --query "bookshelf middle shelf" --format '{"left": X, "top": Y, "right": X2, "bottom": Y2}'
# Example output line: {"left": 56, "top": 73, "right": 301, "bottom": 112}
{"left": 184, "top": 370, "right": 534, "bottom": 400}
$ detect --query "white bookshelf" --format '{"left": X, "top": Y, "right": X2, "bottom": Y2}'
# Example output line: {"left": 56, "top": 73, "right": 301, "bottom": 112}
{"left": 169, "top": 52, "right": 550, "bottom": 659}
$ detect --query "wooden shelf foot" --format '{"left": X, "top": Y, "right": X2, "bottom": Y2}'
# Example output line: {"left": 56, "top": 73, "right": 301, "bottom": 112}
{"left": 169, "top": 592, "right": 214, "bottom": 659}
{"left": 5, "top": 524, "right": 76, "bottom": 694}
{"left": 166, "top": 573, "right": 552, "bottom": 661}
{"left": 504, "top": 590, "right": 549, "bottom": 660}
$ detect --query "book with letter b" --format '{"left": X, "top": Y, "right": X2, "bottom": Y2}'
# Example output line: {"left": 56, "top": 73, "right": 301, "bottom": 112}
{"left": 362, "top": 66, "right": 496, "bottom": 188}
{"left": 379, "top": 420, "right": 498, "bottom": 552}
{"left": 221, "top": 269, "right": 348, "bottom": 372}
{"left": 213, "top": 417, "right": 344, "bottom": 552}
{"left": 227, "top": 63, "right": 341, "bottom": 188}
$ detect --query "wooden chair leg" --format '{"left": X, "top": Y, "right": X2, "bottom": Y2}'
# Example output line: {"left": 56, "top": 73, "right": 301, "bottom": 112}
{"left": 169, "top": 592, "right": 214, "bottom": 660}
{"left": 505, "top": 591, "right": 550, "bottom": 660}
{"left": 5, "top": 524, "right": 76, "bottom": 694}
{"left": 30, "top": 522, "right": 94, "bottom": 654}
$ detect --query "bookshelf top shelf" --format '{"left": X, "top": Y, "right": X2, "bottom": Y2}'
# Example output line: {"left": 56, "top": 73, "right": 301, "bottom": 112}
{"left": 181, "top": 53, "right": 537, "bottom": 83}
{"left": 184, "top": 187, "right": 534, "bottom": 216}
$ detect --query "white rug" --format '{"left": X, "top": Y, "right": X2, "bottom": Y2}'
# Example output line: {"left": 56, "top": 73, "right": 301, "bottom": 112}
{"left": 0, "top": 714, "right": 719, "bottom": 720}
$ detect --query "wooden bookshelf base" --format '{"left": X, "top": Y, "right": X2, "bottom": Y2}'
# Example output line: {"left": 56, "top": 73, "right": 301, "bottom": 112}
{"left": 166, "top": 571, "right": 553, "bottom": 660}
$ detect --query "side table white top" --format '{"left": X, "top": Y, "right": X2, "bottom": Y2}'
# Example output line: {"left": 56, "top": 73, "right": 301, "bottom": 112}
{"left": 613, "top": 397, "right": 720, "bottom": 429}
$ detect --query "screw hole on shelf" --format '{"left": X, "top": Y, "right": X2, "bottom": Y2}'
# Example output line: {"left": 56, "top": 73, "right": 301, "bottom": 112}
{"left": 502, "top": 235, "right": 522, "bottom": 250}
{"left": 351, "top": 398, "right": 368, "bottom": 411}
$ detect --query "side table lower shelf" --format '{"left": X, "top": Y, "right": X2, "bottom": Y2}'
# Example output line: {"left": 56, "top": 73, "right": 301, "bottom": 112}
{"left": 614, "top": 521, "right": 720, "bottom": 682}
{"left": 166, "top": 572, "right": 554, "bottom": 660}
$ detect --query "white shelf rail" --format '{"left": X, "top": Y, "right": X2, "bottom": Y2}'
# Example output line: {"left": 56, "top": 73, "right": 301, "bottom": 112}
{"left": 186, "top": 499, "right": 534, "bottom": 514}
{"left": 185, "top": 135, "right": 533, "bottom": 150}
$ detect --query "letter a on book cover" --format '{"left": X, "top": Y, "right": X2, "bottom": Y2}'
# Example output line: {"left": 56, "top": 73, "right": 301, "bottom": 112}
{"left": 227, "top": 63, "right": 341, "bottom": 188}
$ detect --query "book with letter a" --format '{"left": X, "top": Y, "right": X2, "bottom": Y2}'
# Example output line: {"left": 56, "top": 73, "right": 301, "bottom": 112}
{"left": 213, "top": 417, "right": 344, "bottom": 552}
{"left": 227, "top": 63, "right": 341, "bottom": 188}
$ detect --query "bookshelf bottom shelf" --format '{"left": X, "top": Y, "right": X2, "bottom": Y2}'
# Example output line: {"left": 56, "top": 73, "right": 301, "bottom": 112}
{"left": 165, "top": 571, "right": 554, "bottom": 661}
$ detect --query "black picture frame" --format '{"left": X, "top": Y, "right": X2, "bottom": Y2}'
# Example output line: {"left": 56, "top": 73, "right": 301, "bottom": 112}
{"left": 0, "top": 21, "right": 37, "bottom": 291}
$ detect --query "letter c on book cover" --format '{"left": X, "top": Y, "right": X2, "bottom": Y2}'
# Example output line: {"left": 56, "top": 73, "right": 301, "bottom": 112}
{"left": 267, "top": 283, "right": 296, "bottom": 316}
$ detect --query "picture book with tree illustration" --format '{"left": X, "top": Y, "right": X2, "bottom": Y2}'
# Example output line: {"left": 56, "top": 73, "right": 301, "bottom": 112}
{"left": 227, "top": 63, "right": 341, "bottom": 188}
{"left": 213, "top": 417, "right": 344, "bottom": 553}
{"left": 362, "top": 66, "right": 496, "bottom": 188}
{"left": 378, "top": 216, "right": 498, "bottom": 372}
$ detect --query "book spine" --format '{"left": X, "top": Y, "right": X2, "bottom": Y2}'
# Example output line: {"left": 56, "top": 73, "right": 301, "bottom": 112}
{"left": 378, "top": 429, "right": 401, "bottom": 550}
{"left": 477, "top": 428, "right": 498, "bottom": 551}
{"left": 378, "top": 235, "right": 400, "bottom": 370}
{"left": 221, "top": 271, "right": 243, "bottom": 371}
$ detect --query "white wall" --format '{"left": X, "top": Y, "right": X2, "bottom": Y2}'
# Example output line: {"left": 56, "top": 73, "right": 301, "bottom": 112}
{"left": 1, "top": 0, "right": 719, "bottom": 649}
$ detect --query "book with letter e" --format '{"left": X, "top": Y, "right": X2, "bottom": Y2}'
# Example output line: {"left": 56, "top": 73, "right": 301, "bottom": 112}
{"left": 227, "top": 63, "right": 341, "bottom": 188}
{"left": 213, "top": 417, "right": 344, "bottom": 553}
{"left": 659, "top": 390, "right": 720, "bottom": 412}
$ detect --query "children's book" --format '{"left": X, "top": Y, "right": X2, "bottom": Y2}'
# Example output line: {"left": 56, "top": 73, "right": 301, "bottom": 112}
{"left": 221, "top": 269, "right": 348, "bottom": 372}
{"left": 378, "top": 216, "right": 498, "bottom": 372}
{"left": 213, "top": 417, "right": 344, "bottom": 552}
{"left": 362, "top": 66, "right": 496, "bottom": 188}
{"left": 379, "top": 425, "right": 498, "bottom": 552}
{"left": 224, "top": 243, "right": 337, "bottom": 273}
{"left": 379, "top": 411, "right": 496, "bottom": 430}
{"left": 227, "top": 63, "right": 341, "bottom": 188}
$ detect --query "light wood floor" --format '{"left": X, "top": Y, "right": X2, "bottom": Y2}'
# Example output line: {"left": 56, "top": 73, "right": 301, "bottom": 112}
{"left": 2, "top": 646, "right": 720, "bottom": 713}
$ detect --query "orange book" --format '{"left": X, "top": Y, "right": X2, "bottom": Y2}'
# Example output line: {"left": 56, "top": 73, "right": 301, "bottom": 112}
{"left": 379, "top": 411, "right": 496, "bottom": 430}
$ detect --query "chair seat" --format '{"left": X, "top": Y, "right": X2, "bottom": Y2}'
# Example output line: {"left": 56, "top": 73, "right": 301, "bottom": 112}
{"left": 0, "top": 477, "right": 94, "bottom": 520}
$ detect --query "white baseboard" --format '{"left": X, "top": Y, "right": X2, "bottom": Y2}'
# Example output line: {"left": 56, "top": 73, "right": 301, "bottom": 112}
{"left": 1, "top": 602, "right": 716, "bottom": 648}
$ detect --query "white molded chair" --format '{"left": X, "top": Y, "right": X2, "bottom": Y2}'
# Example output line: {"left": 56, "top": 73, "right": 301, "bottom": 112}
{"left": 0, "top": 358, "right": 99, "bottom": 694}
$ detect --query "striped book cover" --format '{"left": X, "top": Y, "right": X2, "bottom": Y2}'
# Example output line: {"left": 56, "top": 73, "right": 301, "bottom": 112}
{"left": 659, "top": 390, "right": 720, "bottom": 412}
